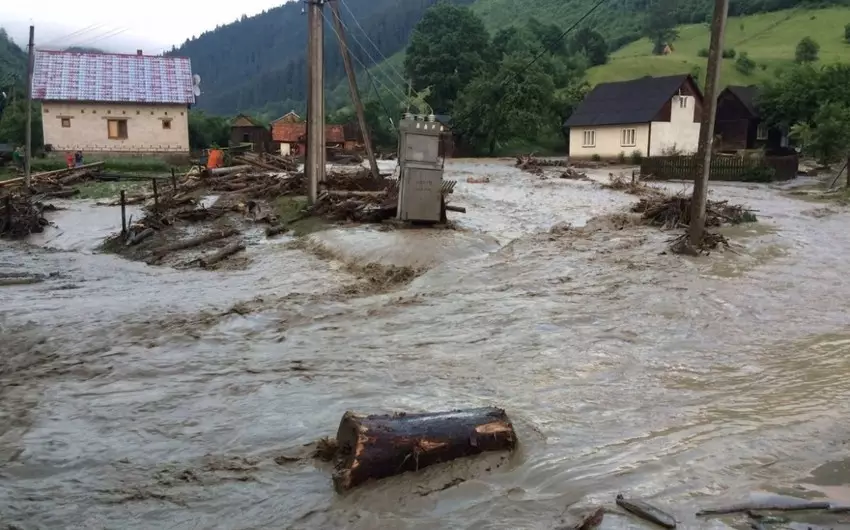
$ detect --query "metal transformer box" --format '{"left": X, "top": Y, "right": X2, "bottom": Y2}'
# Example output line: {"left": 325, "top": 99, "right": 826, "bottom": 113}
{"left": 397, "top": 116, "right": 444, "bottom": 222}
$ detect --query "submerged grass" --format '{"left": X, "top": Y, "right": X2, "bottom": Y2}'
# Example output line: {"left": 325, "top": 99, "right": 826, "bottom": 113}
{"left": 75, "top": 180, "right": 150, "bottom": 200}
{"left": 30, "top": 156, "right": 179, "bottom": 174}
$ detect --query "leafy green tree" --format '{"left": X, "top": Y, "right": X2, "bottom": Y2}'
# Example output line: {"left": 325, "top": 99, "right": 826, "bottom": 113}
{"left": 570, "top": 28, "right": 609, "bottom": 66}
{"left": 454, "top": 52, "right": 556, "bottom": 155}
{"left": 735, "top": 52, "right": 756, "bottom": 75}
{"left": 644, "top": 0, "right": 680, "bottom": 55}
{"left": 795, "top": 36, "right": 820, "bottom": 63}
{"left": 404, "top": 2, "right": 490, "bottom": 113}
{"left": 759, "top": 64, "right": 850, "bottom": 129}
{"left": 789, "top": 102, "right": 850, "bottom": 164}
{"left": 0, "top": 97, "right": 43, "bottom": 151}
{"left": 188, "top": 110, "right": 229, "bottom": 150}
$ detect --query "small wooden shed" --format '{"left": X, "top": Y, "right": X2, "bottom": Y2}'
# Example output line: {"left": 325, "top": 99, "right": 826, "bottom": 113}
{"left": 230, "top": 114, "right": 271, "bottom": 153}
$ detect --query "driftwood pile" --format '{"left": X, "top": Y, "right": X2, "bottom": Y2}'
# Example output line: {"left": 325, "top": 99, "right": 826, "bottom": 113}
{"left": 0, "top": 162, "right": 104, "bottom": 198}
{"left": 234, "top": 152, "right": 298, "bottom": 172}
{"left": 516, "top": 154, "right": 570, "bottom": 175}
{"left": 632, "top": 194, "right": 757, "bottom": 230}
{"left": 0, "top": 193, "right": 50, "bottom": 238}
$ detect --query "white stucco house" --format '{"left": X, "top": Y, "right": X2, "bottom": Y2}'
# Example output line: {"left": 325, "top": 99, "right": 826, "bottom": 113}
{"left": 32, "top": 49, "right": 196, "bottom": 155}
{"left": 564, "top": 74, "right": 703, "bottom": 160}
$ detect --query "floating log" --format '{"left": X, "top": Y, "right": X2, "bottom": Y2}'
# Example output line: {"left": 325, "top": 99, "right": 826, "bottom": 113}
{"left": 41, "top": 188, "right": 80, "bottom": 199}
{"left": 445, "top": 204, "right": 466, "bottom": 213}
{"left": 200, "top": 240, "right": 245, "bottom": 268}
{"left": 616, "top": 494, "right": 676, "bottom": 528}
{"left": 209, "top": 165, "right": 251, "bottom": 176}
{"left": 125, "top": 227, "right": 155, "bottom": 247}
{"left": 325, "top": 190, "right": 385, "bottom": 198}
{"left": 266, "top": 224, "right": 290, "bottom": 237}
{"left": 332, "top": 407, "right": 517, "bottom": 492}
{"left": 696, "top": 501, "right": 831, "bottom": 516}
{"left": 152, "top": 228, "right": 239, "bottom": 256}
{"left": 0, "top": 276, "right": 45, "bottom": 287}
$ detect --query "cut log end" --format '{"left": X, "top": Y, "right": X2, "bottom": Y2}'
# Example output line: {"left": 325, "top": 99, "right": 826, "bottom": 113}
{"left": 332, "top": 407, "right": 516, "bottom": 493}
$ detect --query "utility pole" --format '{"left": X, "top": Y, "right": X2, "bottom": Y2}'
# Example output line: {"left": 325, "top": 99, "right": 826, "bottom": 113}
{"left": 306, "top": 0, "right": 326, "bottom": 203}
{"left": 328, "top": 0, "right": 380, "bottom": 180}
{"left": 24, "top": 25, "right": 34, "bottom": 190}
{"left": 688, "top": 0, "right": 729, "bottom": 246}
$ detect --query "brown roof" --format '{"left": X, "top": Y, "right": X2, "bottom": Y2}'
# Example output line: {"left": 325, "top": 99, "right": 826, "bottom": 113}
{"left": 724, "top": 85, "right": 759, "bottom": 117}
{"left": 271, "top": 122, "right": 344, "bottom": 143}
{"left": 231, "top": 114, "right": 266, "bottom": 128}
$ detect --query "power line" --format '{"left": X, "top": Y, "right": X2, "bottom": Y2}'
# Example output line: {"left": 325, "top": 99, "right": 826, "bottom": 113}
{"left": 451, "top": 0, "right": 608, "bottom": 138}
{"left": 323, "top": 6, "right": 407, "bottom": 100}
{"left": 73, "top": 27, "right": 129, "bottom": 47}
{"left": 320, "top": 9, "right": 406, "bottom": 107}
{"left": 338, "top": 0, "right": 408, "bottom": 87}
{"left": 41, "top": 23, "right": 106, "bottom": 48}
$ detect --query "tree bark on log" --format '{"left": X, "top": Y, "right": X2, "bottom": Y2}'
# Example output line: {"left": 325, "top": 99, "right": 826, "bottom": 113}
{"left": 445, "top": 204, "right": 466, "bottom": 213}
{"left": 148, "top": 228, "right": 239, "bottom": 264}
{"left": 332, "top": 407, "right": 517, "bottom": 492}
{"left": 200, "top": 240, "right": 245, "bottom": 268}
{"left": 126, "top": 227, "right": 155, "bottom": 246}
{"left": 209, "top": 165, "right": 251, "bottom": 176}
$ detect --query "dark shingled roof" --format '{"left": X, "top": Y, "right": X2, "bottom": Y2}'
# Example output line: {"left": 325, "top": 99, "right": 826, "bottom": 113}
{"left": 564, "top": 75, "right": 699, "bottom": 128}
{"left": 724, "top": 85, "right": 759, "bottom": 117}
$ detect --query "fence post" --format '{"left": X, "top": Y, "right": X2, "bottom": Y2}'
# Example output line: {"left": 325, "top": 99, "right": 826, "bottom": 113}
{"left": 120, "top": 190, "right": 127, "bottom": 237}
{"left": 152, "top": 179, "right": 159, "bottom": 214}
{"left": 171, "top": 167, "right": 177, "bottom": 192}
{"left": 4, "top": 195, "right": 11, "bottom": 233}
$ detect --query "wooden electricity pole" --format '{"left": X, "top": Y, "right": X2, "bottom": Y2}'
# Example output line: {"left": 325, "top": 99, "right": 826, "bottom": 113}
{"left": 328, "top": 0, "right": 380, "bottom": 180}
{"left": 24, "top": 25, "right": 34, "bottom": 190}
{"left": 688, "top": 0, "right": 729, "bottom": 246}
{"left": 306, "top": 0, "right": 326, "bottom": 204}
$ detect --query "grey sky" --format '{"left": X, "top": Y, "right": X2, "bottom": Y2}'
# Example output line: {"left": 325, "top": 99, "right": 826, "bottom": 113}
{"left": 2, "top": 0, "right": 290, "bottom": 54}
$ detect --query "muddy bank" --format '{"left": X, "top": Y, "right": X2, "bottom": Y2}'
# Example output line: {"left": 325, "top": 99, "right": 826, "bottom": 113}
{"left": 4, "top": 160, "right": 850, "bottom": 529}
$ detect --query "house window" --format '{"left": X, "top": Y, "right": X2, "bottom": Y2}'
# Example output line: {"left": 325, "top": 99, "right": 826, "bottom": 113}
{"left": 582, "top": 130, "right": 596, "bottom": 147}
{"left": 621, "top": 128, "right": 636, "bottom": 147}
{"left": 162, "top": 119, "right": 172, "bottom": 130}
{"left": 757, "top": 123, "right": 768, "bottom": 140}
{"left": 107, "top": 119, "right": 128, "bottom": 140}
{"left": 61, "top": 118, "right": 71, "bottom": 128}
{"left": 679, "top": 95, "right": 688, "bottom": 109}
{"left": 242, "top": 133, "right": 250, "bottom": 143}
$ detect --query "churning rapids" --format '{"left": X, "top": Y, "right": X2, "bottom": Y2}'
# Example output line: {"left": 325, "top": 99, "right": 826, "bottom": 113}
{"left": 3, "top": 159, "right": 850, "bottom": 529}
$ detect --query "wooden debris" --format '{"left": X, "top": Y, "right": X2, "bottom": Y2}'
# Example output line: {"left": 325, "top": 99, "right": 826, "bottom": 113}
{"left": 555, "top": 507, "right": 605, "bottom": 530}
{"left": 199, "top": 240, "right": 245, "bottom": 268}
{"left": 125, "top": 227, "right": 155, "bottom": 247}
{"left": 632, "top": 194, "right": 757, "bottom": 229}
{"left": 148, "top": 228, "right": 239, "bottom": 263}
{"left": 696, "top": 501, "right": 831, "bottom": 517}
{"left": 0, "top": 194, "right": 49, "bottom": 238}
{"left": 265, "top": 224, "right": 290, "bottom": 237}
{"left": 560, "top": 168, "right": 589, "bottom": 180}
{"left": 332, "top": 407, "right": 517, "bottom": 492}
{"left": 616, "top": 494, "right": 677, "bottom": 528}
{"left": 515, "top": 154, "right": 569, "bottom": 172}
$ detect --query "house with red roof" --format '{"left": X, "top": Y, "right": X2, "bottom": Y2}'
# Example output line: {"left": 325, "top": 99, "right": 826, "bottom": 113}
{"left": 270, "top": 113, "right": 344, "bottom": 156}
{"left": 32, "top": 49, "right": 196, "bottom": 155}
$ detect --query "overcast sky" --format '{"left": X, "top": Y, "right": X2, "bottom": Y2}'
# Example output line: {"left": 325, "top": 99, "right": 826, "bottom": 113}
{"left": 2, "top": 0, "right": 290, "bottom": 54}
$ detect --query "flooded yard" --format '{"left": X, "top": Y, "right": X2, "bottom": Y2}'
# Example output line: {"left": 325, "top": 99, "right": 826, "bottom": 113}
{"left": 2, "top": 159, "right": 850, "bottom": 529}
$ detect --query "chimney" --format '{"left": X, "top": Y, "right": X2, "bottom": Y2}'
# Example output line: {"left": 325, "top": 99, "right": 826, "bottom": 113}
{"left": 136, "top": 49, "right": 143, "bottom": 56}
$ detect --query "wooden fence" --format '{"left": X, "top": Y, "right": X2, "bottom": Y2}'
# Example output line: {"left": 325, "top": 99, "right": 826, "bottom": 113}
{"left": 640, "top": 154, "right": 799, "bottom": 182}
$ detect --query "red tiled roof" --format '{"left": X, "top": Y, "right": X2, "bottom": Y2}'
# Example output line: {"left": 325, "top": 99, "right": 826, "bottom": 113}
{"left": 32, "top": 50, "right": 195, "bottom": 104}
{"left": 272, "top": 122, "right": 345, "bottom": 144}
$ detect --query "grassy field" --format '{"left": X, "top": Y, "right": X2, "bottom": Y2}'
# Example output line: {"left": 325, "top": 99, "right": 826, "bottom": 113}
{"left": 29, "top": 156, "right": 174, "bottom": 173}
{"left": 587, "top": 7, "right": 850, "bottom": 86}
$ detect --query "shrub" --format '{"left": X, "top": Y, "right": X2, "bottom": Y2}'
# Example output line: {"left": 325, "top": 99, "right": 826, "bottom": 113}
{"left": 722, "top": 48, "right": 737, "bottom": 59}
{"left": 630, "top": 150, "right": 643, "bottom": 164}
{"left": 591, "top": 154, "right": 602, "bottom": 162}
{"left": 697, "top": 48, "right": 709, "bottom": 57}
{"left": 795, "top": 36, "right": 820, "bottom": 63}
{"left": 735, "top": 52, "right": 756, "bottom": 75}
{"left": 845, "top": 23, "right": 850, "bottom": 43}
{"left": 617, "top": 151, "right": 626, "bottom": 164}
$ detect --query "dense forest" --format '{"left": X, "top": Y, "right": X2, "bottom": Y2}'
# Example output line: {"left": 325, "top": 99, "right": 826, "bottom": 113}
{"left": 171, "top": 0, "right": 475, "bottom": 118}
{"left": 172, "top": 0, "right": 848, "bottom": 117}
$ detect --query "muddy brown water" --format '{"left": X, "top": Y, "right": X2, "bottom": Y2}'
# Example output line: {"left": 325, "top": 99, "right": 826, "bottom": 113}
{"left": 3, "top": 161, "right": 850, "bottom": 529}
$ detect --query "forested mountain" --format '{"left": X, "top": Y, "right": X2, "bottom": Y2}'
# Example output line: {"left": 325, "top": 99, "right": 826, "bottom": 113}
{"left": 172, "top": 0, "right": 475, "bottom": 118}
{"left": 0, "top": 29, "right": 26, "bottom": 89}
{"left": 174, "top": 0, "right": 848, "bottom": 117}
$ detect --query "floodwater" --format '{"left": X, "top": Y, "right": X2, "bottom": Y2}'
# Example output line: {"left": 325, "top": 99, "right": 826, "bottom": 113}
{"left": 3, "top": 160, "right": 850, "bottom": 529}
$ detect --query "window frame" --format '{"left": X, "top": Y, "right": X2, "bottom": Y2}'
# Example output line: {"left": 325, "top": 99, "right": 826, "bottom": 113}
{"left": 582, "top": 130, "right": 596, "bottom": 148}
{"left": 620, "top": 128, "right": 636, "bottom": 147}
{"left": 60, "top": 118, "right": 71, "bottom": 128}
{"left": 107, "top": 118, "right": 129, "bottom": 140}
{"left": 756, "top": 122, "right": 768, "bottom": 140}
{"left": 679, "top": 95, "right": 688, "bottom": 109}
{"left": 162, "top": 118, "right": 173, "bottom": 130}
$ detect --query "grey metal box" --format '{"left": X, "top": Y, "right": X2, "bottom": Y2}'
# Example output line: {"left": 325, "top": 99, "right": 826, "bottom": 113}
{"left": 398, "top": 166, "right": 443, "bottom": 222}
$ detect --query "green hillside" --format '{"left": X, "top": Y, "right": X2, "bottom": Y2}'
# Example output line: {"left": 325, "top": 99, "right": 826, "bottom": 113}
{"left": 587, "top": 7, "right": 850, "bottom": 86}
